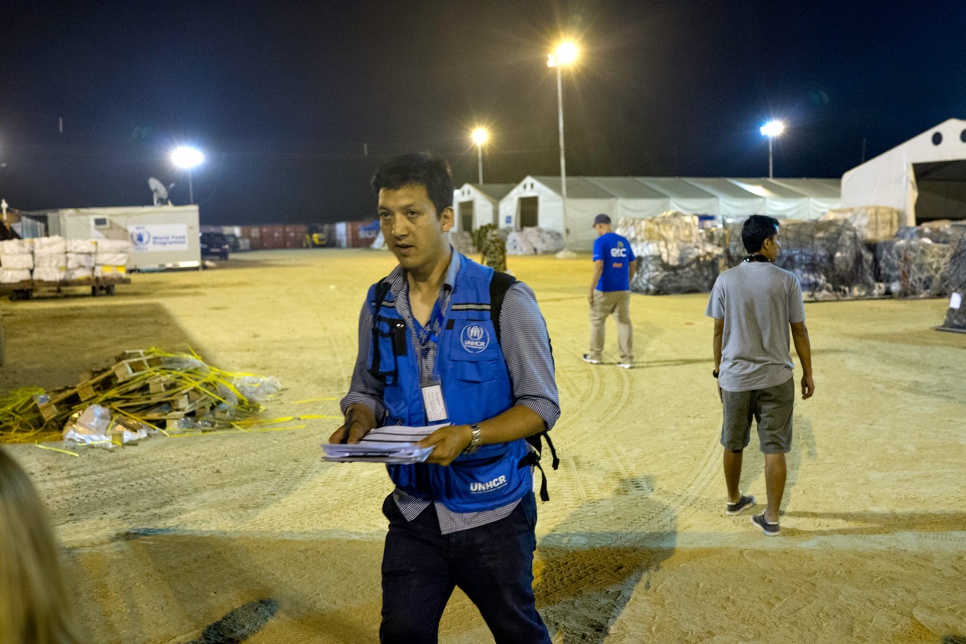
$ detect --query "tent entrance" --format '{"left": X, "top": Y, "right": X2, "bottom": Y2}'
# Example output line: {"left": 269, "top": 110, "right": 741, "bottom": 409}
{"left": 459, "top": 201, "right": 474, "bottom": 232}
{"left": 519, "top": 197, "right": 538, "bottom": 229}
{"left": 913, "top": 160, "right": 966, "bottom": 223}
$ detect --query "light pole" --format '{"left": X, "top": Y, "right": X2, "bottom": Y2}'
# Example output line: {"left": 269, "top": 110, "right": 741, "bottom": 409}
{"left": 171, "top": 146, "right": 204, "bottom": 204}
{"left": 471, "top": 127, "right": 488, "bottom": 184}
{"left": 548, "top": 41, "right": 578, "bottom": 258}
{"left": 760, "top": 120, "right": 784, "bottom": 179}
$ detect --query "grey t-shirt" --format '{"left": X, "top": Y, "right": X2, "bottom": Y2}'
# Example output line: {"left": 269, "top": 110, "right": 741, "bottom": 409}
{"left": 705, "top": 262, "right": 806, "bottom": 392}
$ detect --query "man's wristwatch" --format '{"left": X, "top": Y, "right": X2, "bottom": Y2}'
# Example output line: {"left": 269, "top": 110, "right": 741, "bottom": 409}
{"left": 713, "top": 370, "right": 719, "bottom": 378}
{"left": 464, "top": 424, "right": 483, "bottom": 454}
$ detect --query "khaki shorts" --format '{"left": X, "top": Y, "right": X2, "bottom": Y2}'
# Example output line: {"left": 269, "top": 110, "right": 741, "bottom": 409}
{"left": 720, "top": 377, "right": 794, "bottom": 454}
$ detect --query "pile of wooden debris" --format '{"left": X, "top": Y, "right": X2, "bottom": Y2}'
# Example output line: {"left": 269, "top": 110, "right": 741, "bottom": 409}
{"left": 0, "top": 348, "right": 280, "bottom": 444}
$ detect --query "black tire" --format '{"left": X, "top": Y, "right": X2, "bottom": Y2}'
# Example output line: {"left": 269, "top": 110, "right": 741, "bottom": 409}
{"left": 106, "top": 284, "right": 116, "bottom": 296}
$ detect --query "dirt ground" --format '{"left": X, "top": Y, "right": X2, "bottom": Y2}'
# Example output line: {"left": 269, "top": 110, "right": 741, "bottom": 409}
{"left": 1, "top": 248, "right": 964, "bottom": 644}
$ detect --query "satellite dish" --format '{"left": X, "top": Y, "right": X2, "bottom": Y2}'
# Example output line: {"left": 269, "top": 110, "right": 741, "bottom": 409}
{"left": 148, "top": 177, "right": 173, "bottom": 206}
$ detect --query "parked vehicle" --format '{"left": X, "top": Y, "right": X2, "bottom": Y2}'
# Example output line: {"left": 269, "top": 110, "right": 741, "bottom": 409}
{"left": 200, "top": 232, "right": 230, "bottom": 260}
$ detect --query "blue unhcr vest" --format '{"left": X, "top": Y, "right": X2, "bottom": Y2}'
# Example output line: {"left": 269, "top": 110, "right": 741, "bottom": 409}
{"left": 366, "top": 256, "right": 533, "bottom": 513}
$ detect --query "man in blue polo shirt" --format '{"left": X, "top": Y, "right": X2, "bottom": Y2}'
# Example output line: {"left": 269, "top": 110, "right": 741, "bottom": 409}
{"left": 584, "top": 213, "right": 636, "bottom": 368}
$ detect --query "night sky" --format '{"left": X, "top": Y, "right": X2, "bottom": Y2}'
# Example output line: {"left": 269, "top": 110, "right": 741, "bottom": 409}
{"left": 1, "top": 1, "right": 964, "bottom": 225}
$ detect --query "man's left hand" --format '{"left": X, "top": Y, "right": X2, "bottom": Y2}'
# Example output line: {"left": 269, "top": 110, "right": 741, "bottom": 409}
{"left": 416, "top": 424, "right": 473, "bottom": 466}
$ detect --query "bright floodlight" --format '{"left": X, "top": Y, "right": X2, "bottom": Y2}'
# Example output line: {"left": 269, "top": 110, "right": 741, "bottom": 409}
{"left": 171, "top": 146, "right": 204, "bottom": 169}
{"left": 471, "top": 128, "right": 489, "bottom": 146}
{"left": 547, "top": 41, "right": 579, "bottom": 68}
{"left": 760, "top": 120, "right": 785, "bottom": 138}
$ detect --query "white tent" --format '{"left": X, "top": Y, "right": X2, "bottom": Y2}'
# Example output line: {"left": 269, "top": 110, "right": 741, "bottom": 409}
{"left": 499, "top": 176, "right": 841, "bottom": 251}
{"left": 452, "top": 183, "right": 514, "bottom": 232}
{"left": 681, "top": 178, "right": 765, "bottom": 216}
{"left": 842, "top": 118, "right": 966, "bottom": 227}
{"left": 584, "top": 177, "right": 670, "bottom": 219}
{"left": 724, "top": 178, "right": 842, "bottom": 220}
{"left": 498, "top": 176, "right": 617, "bottom": 251}
{"left": 638, "top": 177, "right": 718, "bottom": 215}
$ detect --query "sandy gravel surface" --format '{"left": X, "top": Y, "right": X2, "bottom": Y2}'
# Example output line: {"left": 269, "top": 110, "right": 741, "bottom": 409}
{"left": 1, "top": 248, "right": 964, "bottom": 643}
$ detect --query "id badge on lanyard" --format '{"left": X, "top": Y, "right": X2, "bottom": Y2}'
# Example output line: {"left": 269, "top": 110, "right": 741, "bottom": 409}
{"left": 421, "top": 383, "right": 449, "bottom": 423}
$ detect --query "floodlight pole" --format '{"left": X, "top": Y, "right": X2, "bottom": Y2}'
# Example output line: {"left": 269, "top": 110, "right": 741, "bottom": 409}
{"left": 768, "top": 137, "right": 774, "bottom": 179}
{"left": 555, "top": 63, "right": 574, "bottom": 258}
{"left": 477, "top": 143, "right": 484, "bottom": 184}
{"left": 187, "top": 171, "right": 195, "bottom": 205}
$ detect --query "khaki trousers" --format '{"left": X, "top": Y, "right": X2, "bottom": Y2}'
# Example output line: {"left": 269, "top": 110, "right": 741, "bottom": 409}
{"left": 588, "top": 289, "right": 633, "bottom": 363}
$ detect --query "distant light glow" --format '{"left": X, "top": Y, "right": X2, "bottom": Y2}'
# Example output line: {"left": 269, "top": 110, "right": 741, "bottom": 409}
{"left": 471, "top": 128, "right": 489, "bottom": 146}
{"left": 171, "top": 146, "right": 204, "bottom": 169}
{"left": 547, "top": 41, "right": 579, "bottom": 68}
{"left": 760, "top": 120, "right": 785, "bottom": 138}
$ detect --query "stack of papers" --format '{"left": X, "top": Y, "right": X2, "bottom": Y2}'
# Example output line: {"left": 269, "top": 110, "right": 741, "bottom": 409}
{"left": 322, "top": 423, "right": 447, "bottom": 463}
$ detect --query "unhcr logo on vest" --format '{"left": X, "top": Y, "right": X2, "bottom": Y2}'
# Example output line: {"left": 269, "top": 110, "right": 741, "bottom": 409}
{"left": 470, "top": 475, "right": 507, "bottom": 494}
{"left": 460, "top": 324, "right": 490, "bottom": 353}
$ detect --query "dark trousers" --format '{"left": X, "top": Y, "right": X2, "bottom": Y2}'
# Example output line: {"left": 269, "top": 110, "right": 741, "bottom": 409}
{"left": 379, "top": 491, "right": 551, "bottom": 644}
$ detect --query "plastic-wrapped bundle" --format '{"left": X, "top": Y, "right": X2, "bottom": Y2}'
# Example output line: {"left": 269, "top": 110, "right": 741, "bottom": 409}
{"left": 33, "top": 266, "right": 67, "bottom": 283}
{"left": 0, "top": 238, "right": 34, "bottom": 270}
{"left": 630, "top": 242, "right": 722, "bottom": 295}
{"left": 66, "top": 239, "right": 98, "bottom": 254}
{"left": 820, "top": 207, "right": 900, "bottom": 243}
{"left": 896, "top": 221, "right": 954, "bottom": 244}
{"left": 773, "top": 220, "right": 875, "bottom": 299}
{"left": 505, "top": 227, "right": 564, "bottom": 255}
{"left": 449, "top": 230, "right": 476, "bottom": 255}
{"left": 95, "top": 239, "right": 129, "bottom": 267}
{"left": 33, "top": 235, "right": 67, "bottom": 254}
{"left": 943, "top": 237, "right": 966, "bottom": 329}
{"left": 875, "top": 239, "right": 952, "bottom": 298}
{"left": 0, "top": 269, "right": 30, "bottom": 284}
{"left": 617, "top": 211, "right": 701, "bottom": 245}
{"left": 620, "top": 212, "right": 724, "bottom": 294}
{"left": 722, "top": 218, "right": 749, "bottom": 265}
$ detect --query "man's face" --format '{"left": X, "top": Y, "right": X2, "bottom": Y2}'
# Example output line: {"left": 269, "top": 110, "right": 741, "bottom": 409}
{"left": 762, "top": 230, "right": 781, "bottom": 262}
{"left": 594, "top": 223, "right": 608, "bottom": 236}
{"left": 378, "top": 183, "right": 453, "bottom": 272}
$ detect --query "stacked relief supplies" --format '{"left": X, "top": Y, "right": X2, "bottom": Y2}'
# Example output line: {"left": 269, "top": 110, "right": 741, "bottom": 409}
{"left": 618, "top": 212, "right": 722, "bottom": 295}
{"left": 505, "top": 227, "right": 564, "bottom": 255}
{"left": 943, "top": 236, "right": 966, "bottom": 330}
{"left": 32, "top": 236, "right": 68, "bottom": 283}
{"left": 95, "top": 239, "right": 129, "bottom": 280}
{"left": 0, "top": 239, "right": 33, "bottom": 284}
{"left": 66, "top": 239, "right": 97, "bottom": 281}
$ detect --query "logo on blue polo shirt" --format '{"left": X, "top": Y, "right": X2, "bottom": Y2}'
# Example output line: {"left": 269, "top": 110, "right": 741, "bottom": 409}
{"left": 460, "top": 324, "right": 490, "bottom": 353}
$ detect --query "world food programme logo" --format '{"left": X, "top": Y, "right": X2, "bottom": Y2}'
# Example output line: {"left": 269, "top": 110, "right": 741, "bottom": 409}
{"left": 460, "top": 324, "right": 490, "bottom": 353}
{"left": 130, "top": 227, "right": 151, "bottom": 250}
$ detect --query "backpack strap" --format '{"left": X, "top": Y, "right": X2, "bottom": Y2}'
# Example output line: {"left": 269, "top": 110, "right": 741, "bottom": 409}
{"left": 366, "top": 280, "right": 394, "bottom": 382}
{"left": 490, "top": 270, "right": 560, "bottom": 502}
{"left": 488, "top": 270, "right": 517, "bottom": 343}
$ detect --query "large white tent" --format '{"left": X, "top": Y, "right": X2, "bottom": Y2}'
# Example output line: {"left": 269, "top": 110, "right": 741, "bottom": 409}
{"left": 452, "top": 183, "right": 514, "bottom": 232}
{"left": 499, "top": 175, "right": 841, "bottom": 251}
{"left": 841, "top": 118, "right": 966, "bottom": 226}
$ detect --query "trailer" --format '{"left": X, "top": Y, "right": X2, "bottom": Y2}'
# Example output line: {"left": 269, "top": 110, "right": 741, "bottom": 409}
{"left": 2, "top": 275, "right": 131, "bottom": 300}
{"left": 44, "top": 205, "right": 202, "bottom": 271}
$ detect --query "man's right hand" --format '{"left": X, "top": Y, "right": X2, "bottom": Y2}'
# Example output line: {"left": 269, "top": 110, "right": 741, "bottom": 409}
{"left": 800, "top": 374, "right": 815, "bottom": 400}
{"left": 329, "top": 405, "right": 377, "bottom": 444}
{"left": 587, "top": 290, "right": 595, "bottom": 304}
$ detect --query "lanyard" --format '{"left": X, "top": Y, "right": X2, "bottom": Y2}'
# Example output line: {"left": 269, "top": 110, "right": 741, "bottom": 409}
{"left": 412, "top": 299, "right": 444, "bottom": 347}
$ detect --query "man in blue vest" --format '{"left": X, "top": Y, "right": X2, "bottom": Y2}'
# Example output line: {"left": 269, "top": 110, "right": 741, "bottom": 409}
{"left": 584, "top": 214, "right": 636, "bottom": 368}
{"left": 331, "top": 152, "right": 559, "bottom": 643}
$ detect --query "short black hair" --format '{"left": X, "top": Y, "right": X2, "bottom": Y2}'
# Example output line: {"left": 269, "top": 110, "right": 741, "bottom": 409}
{"left": 371, "top": 152, "right": 453, "bottom": 216}
{"left": 741, "top": 215, "right": 780, "bottom": 253}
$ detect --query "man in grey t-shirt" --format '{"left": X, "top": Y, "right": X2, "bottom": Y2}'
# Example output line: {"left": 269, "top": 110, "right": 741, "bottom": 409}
{"left": 705, "top": 215, "right": 815, "bottom": 536}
